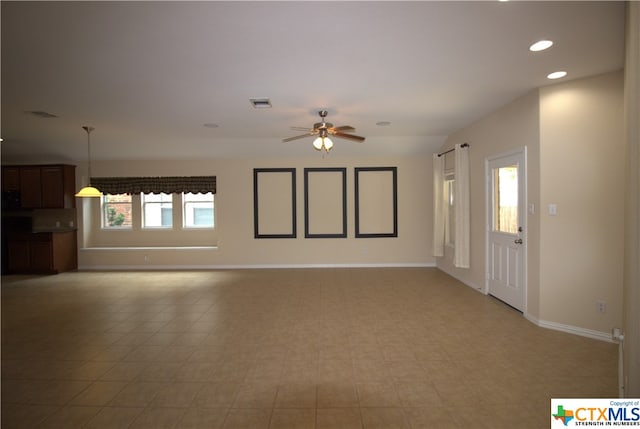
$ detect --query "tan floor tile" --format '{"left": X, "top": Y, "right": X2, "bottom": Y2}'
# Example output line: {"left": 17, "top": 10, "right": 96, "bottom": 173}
{"left": 361, "top": 407, "right": 409, "bottom": 429}
{"left": 175, "top": 362, "right": 217, "bottom": 381}
{"left": 275, "top": 384, "right": 317, "bottom": 408}
{"left": 84, "top": 406, "right": 144, "bottom": 429}
{"left": 99, "top": 361, "right": 146, "bottom": 381}
{"left": 152, "top": 382, "right": 205, "bottom": 408}
{"left": 0, "top": 404, "right": 58, "bottom": 428}
{"left": 317, "top": 383, "right": 359, "bottom": 408}
{"left": 138, "top": 361, "right": 183, "bottom": 381}
{"left": 394, "top": 381, "right": 442, "bottom": 407}
{"left": 29, "top": 380, "right": 92, "bottom": 405}
{"left": 356, "top": 382, "right": 402, "bottom": 407}
{"left": 37, "top": 405, "right": 102, "bottom": 428}
{"left": 245, "top": 359, "right": 285, "bottom": 382}
{"left": 177, "top": 407, "right": 228, "bottom": 428}
{"left": 403, "top": 407, "right": 461, "bottom": 428}
{"left": 233, "top": 383, "right": 278, "bottom": 408}
{"left": 193, "top": 382, "right": 241, "bottom": 408}
{"left": 145, "top": 332, "right": 181, "bottom": 346}
{"left": 124, "top": 345, "right": 166, "bottom": 362}
{"left": 1, "top": 269, "right": 619, "bottom": 429}
{"left": 316, "top": 408, "right": 362, "bottom": 429}
{"left": 352, "top": 359, "right": 390, "bottom": 382}
{"left": 130, "top": 407, "right": 186, "bottom": 428}
{"left": 385, "top": 360, "right": 427, "bottom": 381}
{"left": 318, "top": 359, "right": 354, "bottom": 382}
{"left": 69, "top": 381, "right": 128, "bottom": 406}
{"left": 269, "top": 408, "right": 315, "bottom": 429}
{"left": 68, "top": 361, "right": 117, "bottom": 380}
{"left": 90, "top": 345, "right": 136, "bottom": 362}
{"left": 109, "top": 381, "right": 164, "bottom": 407}
{"left": 223, "top": 408, "right": 271, "bottom": 429}
{"left": 280, "top": 364, "right": 318, "bottom": 384}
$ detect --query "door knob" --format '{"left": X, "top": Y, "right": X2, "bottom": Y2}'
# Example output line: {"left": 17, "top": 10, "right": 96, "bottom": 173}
{"left": 514, "top": 238, "right": 523, "bottom": 244}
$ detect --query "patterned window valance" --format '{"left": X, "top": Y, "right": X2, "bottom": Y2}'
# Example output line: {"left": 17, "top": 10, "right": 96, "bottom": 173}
{"left": 91, "top": 176, "right": 216, "bottom": 195}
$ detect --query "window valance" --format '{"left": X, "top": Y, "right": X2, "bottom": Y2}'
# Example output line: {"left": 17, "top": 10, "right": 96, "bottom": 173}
{"left": 91, "top": 176, "right": 216, "bottom": 195}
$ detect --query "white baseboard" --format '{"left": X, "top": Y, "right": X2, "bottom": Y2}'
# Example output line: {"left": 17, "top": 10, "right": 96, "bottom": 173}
{"left": 524, "top": 313, "right": 615, "bottom": 343}
{"left": 77, "top": 262, "right": 436, "bottom": 271}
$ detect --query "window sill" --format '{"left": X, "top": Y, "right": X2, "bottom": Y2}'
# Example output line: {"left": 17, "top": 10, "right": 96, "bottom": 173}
{"left": 81, "top": 246, "right": 218, "bottom": 251}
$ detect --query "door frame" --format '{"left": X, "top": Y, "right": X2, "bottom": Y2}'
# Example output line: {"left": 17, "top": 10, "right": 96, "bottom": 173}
{"left": 485, "top": 147, "right": 528, "bottom": 313}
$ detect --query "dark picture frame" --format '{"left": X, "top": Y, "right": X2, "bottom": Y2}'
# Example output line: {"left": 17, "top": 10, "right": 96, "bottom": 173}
{"left": 253, "top": 168, "right": 297, "bottom": 238}
{"left": 354, "top": 166, "right": 398, "bottom": 238}
{"left": 304, "top": 168, "right": 347, "bottom": 238}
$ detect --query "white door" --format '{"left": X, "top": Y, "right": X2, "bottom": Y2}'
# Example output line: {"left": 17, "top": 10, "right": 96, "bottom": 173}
{"left": 486, "top": 149, "right": 526, "bottom": 311}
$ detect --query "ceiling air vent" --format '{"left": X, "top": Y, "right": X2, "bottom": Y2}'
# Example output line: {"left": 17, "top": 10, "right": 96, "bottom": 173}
{"left": 249, "top": 98, "right": 272, "bottom": 109}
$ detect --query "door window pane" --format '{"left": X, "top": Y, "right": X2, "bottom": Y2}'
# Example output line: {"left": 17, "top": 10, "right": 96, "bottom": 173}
{"left": 493, "top": 166, "right": 518, "bottom": 234}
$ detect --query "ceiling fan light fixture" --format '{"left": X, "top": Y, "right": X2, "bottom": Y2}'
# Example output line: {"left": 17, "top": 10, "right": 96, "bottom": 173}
{"left": 312, "top": 136, "right": 333, "bottom": 152}
{"left": 323, "top": 137, "right": 333, "bottom": 151}
{"left": 283, "top": 110, "right": 364, "bottom": 152}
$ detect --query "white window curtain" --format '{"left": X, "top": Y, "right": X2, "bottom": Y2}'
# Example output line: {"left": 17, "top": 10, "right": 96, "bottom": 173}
{"left": 432, "top": 154, "right": 445, "bottom": 257}
{"left": 454, "top": 143, "right": 470, "bottom": 268}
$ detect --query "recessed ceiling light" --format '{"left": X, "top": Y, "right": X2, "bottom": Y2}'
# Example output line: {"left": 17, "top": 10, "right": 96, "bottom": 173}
{"left": 203, "top": 123, "right": 219, "bottom": 128}
{"left": 529, "top": 40, "right": 554, "bottom": 52}
{"left": 249, "top": 98, "right": 272, "bottom": 108}
{"left": 547, "top": 71, "right": 567, "bottom": 80}
{"left": 376, "top": 121, "right": 392, "bottom": 126}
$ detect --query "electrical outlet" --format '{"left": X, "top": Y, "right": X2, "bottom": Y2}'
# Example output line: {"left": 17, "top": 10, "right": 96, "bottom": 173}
{"left": 144, "top": 255, "right": 149, "bottom": 264}
{"left": 597, "top": 300, "right": 606, "bottom": 313}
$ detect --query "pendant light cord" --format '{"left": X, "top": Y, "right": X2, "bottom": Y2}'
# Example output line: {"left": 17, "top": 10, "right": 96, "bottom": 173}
{"left": 82, "top": 126, "right": 95, "bottom": 184}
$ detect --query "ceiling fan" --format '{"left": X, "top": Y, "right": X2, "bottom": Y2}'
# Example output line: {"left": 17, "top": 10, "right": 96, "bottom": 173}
{"left": 283, "top": 110, "right": 365, "bottom": 153}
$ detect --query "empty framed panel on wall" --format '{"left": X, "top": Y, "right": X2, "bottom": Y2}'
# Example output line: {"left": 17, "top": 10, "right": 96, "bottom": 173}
{"left": 304, "top": 168, "right": 347, "bottom": 238}
{"left": 355, "top": 167, "right": 398, "bottom": 238}
{"left": 253, "top": 168, "right": 296, "bottom": 238}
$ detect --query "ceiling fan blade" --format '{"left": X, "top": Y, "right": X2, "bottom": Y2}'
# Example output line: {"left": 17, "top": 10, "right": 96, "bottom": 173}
{"left": 332, "top": 131, "right": 365, "bottom": 142}
{"left": 332, "top": 125, "right": 355, "bottom": 132}
{"left": 282, "top": 132, "right": 315, "bottom": 143}
{"left": 290, "top": 126, "right": 314, "bottom": 132}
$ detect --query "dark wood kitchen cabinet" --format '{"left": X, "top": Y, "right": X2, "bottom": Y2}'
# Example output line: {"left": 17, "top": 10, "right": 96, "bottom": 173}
{"left": 19, "top": 166, "right": 43, "bottom": 208}
{"left": 2, "top": 167, "right": 20, "bottom": 191}
{"left": 7, "top": 231, "right": 77, "bottom": 274}
{"left": 2, "top": 164, "right": 76, "bottom": 209}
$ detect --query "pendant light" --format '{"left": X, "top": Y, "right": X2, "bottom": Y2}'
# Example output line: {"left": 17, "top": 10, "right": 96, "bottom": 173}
{"left": 75, "top": 126, "right": 102, "bottom": 197}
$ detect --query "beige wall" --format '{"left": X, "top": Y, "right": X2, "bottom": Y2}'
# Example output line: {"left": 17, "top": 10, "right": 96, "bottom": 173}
{"left": 76, "top": 156, "right": 434, "bottom": 268}
{"left": 539, "top": 71, "right": 624, "bottom": 334}
{"left": 436, "top": 70, "right": 624, "bottom": 340}
{"left": 623, "top": 1, "right": 639, "bottom": 397}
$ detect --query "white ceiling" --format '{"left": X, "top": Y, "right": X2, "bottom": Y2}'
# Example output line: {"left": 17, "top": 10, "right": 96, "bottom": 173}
{"left": 1, "top": 1, "right": 625, "bottom": 161}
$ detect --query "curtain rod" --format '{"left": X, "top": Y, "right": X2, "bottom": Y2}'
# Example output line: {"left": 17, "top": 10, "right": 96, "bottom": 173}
{"left": 437, "top": 142, "right": 469, "bottom": 157}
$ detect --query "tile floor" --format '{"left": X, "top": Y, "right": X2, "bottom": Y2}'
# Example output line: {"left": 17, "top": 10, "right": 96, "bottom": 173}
{"left": 1, "top": 268, "right": 617, "bottom": 428}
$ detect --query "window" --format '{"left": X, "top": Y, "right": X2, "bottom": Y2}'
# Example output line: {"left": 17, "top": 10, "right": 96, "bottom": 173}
{"left": 493, "top": 166, "right": 518, "bottom": 234}
{"left": 142, "top": 193, "right": 172, "bottom": 228}
{"left": 445, "top": 178, "right": 455, "bottom": 246}
{"left": 102, "top": 194, "right": 132, "bottom": 229}
{"left": 183, "top": 192, "right": 214, "bottom": 228}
